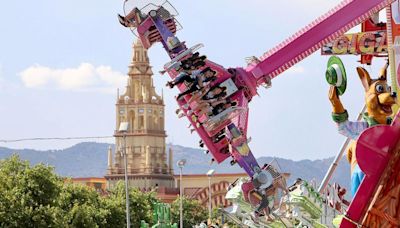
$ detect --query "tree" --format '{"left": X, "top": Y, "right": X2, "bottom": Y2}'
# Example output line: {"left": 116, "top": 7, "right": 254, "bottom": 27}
{"left": 0, "top": 155, "right": 124, "bottom": 227}
{"left": 109, "top": 181, "right": 160, "bottom": 227}
{"left": 170, "top": 196, "right": 208, "bottom": 227}
{"left": 0, "top": 155, "right": 66, "bottom": 227}
{"left": 0, "top": 155, "right": 168, "bottom": 227}
{"left": 59, "top": 183, "right": 115, "bottom": 227}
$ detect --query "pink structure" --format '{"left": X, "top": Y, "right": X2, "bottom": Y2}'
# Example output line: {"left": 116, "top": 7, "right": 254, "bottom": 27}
{"left": 118, "top": 0, "right": 400, "bottom": 226}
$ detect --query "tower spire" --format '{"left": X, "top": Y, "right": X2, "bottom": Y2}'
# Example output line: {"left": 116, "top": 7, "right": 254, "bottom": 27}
{"left": 106, "top": 39, "right": 173, "bottom": 190}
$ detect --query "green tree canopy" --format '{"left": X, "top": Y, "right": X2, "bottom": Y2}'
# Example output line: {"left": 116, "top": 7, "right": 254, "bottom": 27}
{"left": 0, "top": 155, "right": 65, "bottom": 227}
{"left": 170, "top": 196, "right": 208, "bottom": 227}
{"left": 109, "top": 181, "right": 161, "bottom": 227}
{"left": 0, "top": 155, "right": 160, "bottom": 228}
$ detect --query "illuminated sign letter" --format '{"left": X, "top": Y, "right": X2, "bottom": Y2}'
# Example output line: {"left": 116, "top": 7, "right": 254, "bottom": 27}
{"left": 376, "top": 32, "right": 387, "bottom": 53}
{"left": 332, "top": 36, "right": 349, "bottom": 54}
{"left": 359, "top": 33, "right": 376, "bottom": 54}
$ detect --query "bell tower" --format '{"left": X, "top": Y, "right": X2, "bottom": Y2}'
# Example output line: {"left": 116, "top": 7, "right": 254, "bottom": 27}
{"left": 105, "top": 39, "right": 174, "bottom": 189}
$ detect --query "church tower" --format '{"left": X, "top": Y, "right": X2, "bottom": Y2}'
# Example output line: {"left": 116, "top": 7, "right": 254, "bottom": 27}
{"left": 105, "top": 39, "right": 174, "bottom": 189}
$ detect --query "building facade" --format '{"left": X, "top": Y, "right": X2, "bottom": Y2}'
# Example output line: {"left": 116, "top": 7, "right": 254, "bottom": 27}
{"left": 176, "top": 173, "right": 249, "bottom": 208}
{"left": 69, "top": 177, "right": 107, "bottom": 194}
{"left": 83, "top": 173, "right": 248, "bottom": 206}
{"left": 105, "top": 39, "right": 174, "bottom": 190}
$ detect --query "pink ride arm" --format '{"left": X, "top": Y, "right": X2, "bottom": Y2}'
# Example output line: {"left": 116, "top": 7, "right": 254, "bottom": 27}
{"left": 120, "top": 1, "right": 400, "bottom": 214}
{"left": 246, "top": 0, "right": 395, "bottom": 88}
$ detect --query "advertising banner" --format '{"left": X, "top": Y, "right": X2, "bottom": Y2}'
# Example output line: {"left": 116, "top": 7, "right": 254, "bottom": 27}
{"left": 321, "top": 31, "right": 387, "bottom": 56}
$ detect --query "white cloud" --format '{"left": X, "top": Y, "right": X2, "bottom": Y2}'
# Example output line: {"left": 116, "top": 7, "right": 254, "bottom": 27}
{"left": 285, "top": 65, "right": 305, "bottom": 74}
{"left": 20, "top": 63, "right": 126, "bottom": 93}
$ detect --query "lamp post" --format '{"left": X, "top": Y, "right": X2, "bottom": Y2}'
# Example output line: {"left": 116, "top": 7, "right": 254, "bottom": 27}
{"left": 206, "top": 169, "right": 215, "bottom": 222}
{"left": 119, "top": 122, "right": 130, "bottom": 228}
{"left": 177, "top": 159, "right": 186, "bottom": 228}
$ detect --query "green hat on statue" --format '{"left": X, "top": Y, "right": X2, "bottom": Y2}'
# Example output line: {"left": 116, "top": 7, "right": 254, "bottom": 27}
{"left": 326, "top": 56, "right": 347, "bottom": 96}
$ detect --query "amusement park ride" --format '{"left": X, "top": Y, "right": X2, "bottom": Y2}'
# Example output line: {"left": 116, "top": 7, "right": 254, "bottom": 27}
{"left": 118, "top": 0, "right": 400, "bottom": 227}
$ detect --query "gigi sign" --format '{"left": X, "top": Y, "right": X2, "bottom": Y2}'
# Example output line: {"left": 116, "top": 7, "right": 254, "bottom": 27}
{"left": 321, "top": 31, "right": 387, "bottom": 55}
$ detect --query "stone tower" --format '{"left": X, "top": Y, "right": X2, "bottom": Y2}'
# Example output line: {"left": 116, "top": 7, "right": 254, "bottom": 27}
{"left": 105, "top": 39, "right": 174, "bottom": 190}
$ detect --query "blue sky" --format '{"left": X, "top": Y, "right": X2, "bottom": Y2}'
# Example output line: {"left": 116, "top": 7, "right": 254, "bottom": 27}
{"left": 0, "top": 0, "right": 388, "bottom": 160}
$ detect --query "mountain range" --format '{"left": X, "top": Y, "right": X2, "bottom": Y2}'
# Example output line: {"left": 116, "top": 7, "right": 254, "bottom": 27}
{"left": 0, "top": 142, "right": 351, "bottom": 190}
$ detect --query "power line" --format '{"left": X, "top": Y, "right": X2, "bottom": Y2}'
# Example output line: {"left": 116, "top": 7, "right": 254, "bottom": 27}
{"left": 0, "top": 136, "right": 114, "bottom": 143}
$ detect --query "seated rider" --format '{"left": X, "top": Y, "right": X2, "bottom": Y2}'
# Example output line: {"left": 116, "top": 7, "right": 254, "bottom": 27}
{"left": 177, "top": 85, "right": 227, "bottom": 117}
{"left": 187, "top": 99, "right": 227, "bottom": 117}
{"left": 186, "top": 84, "right": 226, "bottom": 103}
{"left": 161, "top": 52, "right": 206, "bottom": 75}
{"left": 166, "top": 68, "right": 200, "bottom": 88}
{"left": 211, "top": 100, "right": 238, "bottom": 116}
{"left": 167, "top": 67, "right": 216, "bottom": 88}
{"left": 192, "top": 99, "right": 237, "bottom": 120}
{"left": 195, "top": 100, "right": 238, "bottom": 127}
{"left": 199, "top": 68, "right": 217, "bottom": 86}
{"left": 200, "top": 85, "right": 227, "bottom": 101}
{"left": 176, "top": 68, "right": 218, "bottom": 100}
{"left": 180, "top": 53, "right": 206, "bottom": 71}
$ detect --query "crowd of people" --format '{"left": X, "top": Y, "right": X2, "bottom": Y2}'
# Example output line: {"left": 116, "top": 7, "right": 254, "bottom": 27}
{"left": 166, "top": 52, "right": 238, "bottom": 132}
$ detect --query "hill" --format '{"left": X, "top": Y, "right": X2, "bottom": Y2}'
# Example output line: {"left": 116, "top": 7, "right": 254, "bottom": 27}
{"left": 0, "top": 142, "right": 350, "bottom": 190}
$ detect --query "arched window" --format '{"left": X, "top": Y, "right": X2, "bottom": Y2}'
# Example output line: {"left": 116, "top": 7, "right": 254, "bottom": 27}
{"left": 129, "top": 110, "right": 135, "bottom": 131}
{"left": 154, "top": 111, "right": 159, "bottom": 130}
{"left": 139, "top": 116, "right": 144, "bottom": 129}
{"left": 159, "top": 117, "right": 164, "bottom": 130}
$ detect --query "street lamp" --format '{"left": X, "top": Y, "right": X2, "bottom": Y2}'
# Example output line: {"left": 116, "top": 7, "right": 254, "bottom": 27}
{"left": 177, "top": 159, "right": 186, "bottom": 228}
{"left": 119, "top": 121, "right": 130, "bottom": 228}
{"left": 206, "top": 169, "right": 215, "bottom": 222}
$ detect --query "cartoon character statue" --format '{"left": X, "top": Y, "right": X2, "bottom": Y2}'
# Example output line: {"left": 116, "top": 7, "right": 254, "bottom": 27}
{"left": 326, "top": 56, "right": 397, "bottom": 196}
